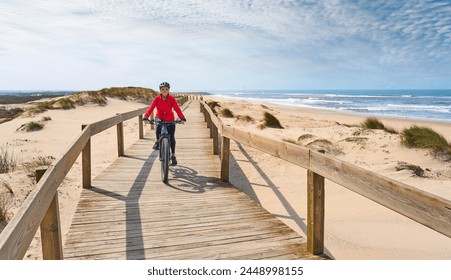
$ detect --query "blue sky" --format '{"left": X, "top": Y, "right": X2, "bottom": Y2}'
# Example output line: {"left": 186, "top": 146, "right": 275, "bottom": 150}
{"left": 1, "top": 0, "right": 450, "bottom": 91}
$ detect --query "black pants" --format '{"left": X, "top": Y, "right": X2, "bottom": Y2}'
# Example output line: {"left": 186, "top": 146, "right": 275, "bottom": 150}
{"left": 156, "top": 123, "right": 176, "bottom": 154}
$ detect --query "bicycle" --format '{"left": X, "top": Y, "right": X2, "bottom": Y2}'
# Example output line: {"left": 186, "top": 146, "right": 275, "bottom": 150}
{"left": 144, "top": 118, "right": 182, "bottom": 183}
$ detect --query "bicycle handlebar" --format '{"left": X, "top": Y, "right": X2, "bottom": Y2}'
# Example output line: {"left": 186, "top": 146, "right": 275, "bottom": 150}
{"left": 144, "top": 118, "right": 183, "bottom": 125}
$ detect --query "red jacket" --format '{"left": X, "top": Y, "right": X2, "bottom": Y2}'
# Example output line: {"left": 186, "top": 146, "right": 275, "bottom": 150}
{"left": 144, "top": 94, "right": 185, "bottom": 122}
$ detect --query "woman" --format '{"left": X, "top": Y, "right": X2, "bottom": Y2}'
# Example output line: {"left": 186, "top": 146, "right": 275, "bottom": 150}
{"left": 143, "top": 82, "right": 186, "bottom": 166}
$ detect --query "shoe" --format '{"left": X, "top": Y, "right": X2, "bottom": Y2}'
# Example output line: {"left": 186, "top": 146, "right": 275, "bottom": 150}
{"left": 171, "top": 156, "right": 177, "bottom": 166}
{"left": 153, "top": 142, "right": 159, "bottom": 150}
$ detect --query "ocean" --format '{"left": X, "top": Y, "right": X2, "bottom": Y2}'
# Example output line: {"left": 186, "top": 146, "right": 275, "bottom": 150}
{"left": 209, "top": 89, "right": 451, "bottom": 123}
{"left": 2, "top": 89, "right": 451, "bottom": 123}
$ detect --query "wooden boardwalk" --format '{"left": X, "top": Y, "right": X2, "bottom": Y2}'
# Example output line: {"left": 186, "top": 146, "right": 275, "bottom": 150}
{"left": 63, "top": 100, "right": 328, "bottom": 260}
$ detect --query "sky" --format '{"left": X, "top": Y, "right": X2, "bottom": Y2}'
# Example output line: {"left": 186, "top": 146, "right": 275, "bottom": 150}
{"left": 1, "top": 0, "right": 450, "bottom": 91}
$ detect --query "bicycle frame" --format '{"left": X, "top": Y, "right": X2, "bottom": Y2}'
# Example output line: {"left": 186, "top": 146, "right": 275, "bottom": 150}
{"left": 149, "top": 118, "right": 181, "bottom": 182}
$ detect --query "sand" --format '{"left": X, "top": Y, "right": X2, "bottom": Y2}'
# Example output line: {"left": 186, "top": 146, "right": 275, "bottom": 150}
{"left": 0, "top": 95, "right": 450, "bottom": 260}
{"left": 0, "top": 97, "right": 148, "bottom": 259}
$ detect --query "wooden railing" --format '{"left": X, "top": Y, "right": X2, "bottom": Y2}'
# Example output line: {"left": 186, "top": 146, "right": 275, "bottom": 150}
{"left": 0, "top": 94, "right": 190, "bottom": 260}
{"left": 199, "top": 101, "right": 451, "bottom": 255}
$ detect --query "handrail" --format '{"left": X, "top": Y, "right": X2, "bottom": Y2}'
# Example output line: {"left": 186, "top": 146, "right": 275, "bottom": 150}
{"left": 199, "top": 100, "right": 451, "bottom": 255}
{"left": 0, "top": 95, "right": 189, "bottom": 259}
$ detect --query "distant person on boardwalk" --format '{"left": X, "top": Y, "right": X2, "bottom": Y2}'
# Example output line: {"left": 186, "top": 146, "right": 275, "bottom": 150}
{"left": 143, "top": 82, "right": 186, "bottom": 166}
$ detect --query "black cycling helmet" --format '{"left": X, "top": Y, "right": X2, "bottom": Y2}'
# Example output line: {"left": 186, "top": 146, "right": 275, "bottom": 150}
{"left": 159, "top": 82, "right": 170, "bottom": 89}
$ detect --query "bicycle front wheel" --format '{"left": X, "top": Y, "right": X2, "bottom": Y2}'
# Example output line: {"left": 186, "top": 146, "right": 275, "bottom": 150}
{"left": 160, "top": 137, "right": 170, "bottom": 182}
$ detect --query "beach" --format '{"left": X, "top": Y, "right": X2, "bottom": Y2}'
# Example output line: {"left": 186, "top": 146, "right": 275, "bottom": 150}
{"left": 1, "top": 94, "right": 450, "bottom": 259}
{"left": 204, "top": 95, "right": 451, "bottom": 260}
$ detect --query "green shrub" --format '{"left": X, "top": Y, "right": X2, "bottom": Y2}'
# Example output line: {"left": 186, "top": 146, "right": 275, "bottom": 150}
{"left": 220, "top": 108, "right": 234, "bottom": 118}
{"left": 259, "top": 112, "right": 283, "bottom": 129}
{"left": 401, "top": 126, "right": 450, "bottom": 152}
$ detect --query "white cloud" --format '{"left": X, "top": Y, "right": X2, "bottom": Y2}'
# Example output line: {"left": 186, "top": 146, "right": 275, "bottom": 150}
{"left": 0, "top": 0, "right": 450, "bottom": 90}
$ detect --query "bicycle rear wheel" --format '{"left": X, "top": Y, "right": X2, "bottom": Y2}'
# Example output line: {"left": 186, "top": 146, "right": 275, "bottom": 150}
{"left": 160, "top": 137, "right": 170, "bottom": 182}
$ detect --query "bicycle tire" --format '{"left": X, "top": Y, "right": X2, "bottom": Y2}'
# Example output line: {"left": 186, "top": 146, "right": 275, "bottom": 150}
{"left": 160, "top": 137, "right": 170, "bottom": 182}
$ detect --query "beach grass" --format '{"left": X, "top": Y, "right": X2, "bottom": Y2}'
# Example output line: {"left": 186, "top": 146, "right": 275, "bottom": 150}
{"left": 259, "top": 112, "right": 283, "bottom": 129}
{"left": 396, "top": 161, "right": 425, "bottom": 177}
{"left": 0, "top": 146, "right": 16, "bottom": 174}
{"left": 0, "top": 178, "right": 13, "bottom": 225}
{"left": 22, "top": 156, "right": 55, "bottom": 179}
{"left": 23, "top": 121, "right": 44, "bottom": 132}
{"left": 298, "top": 134, "right": 315, "bottom": 141}
{"left": 0, "top": 107, "right": 24, "bottom": 119}
{"left": 400, "top": 126, "right": 451, "bottom": 156}
{"left": 220, "top": 108, "right": 234, "bottom": 118}
{"left": 24, "top": 87, "right": 157, "bottom": 115}
{"left": 0, "top": 178, "right": 13, "bottom": 194}
{"left": 361, "top": 117, "right": 398, "bottom": 134}
{"left": 0, "top": 192, "right": 13, "bottom": 225}
{"left": 56, "top": 97, "right": 76, "bottom": 109}
{"left": 206, "top": 101, "right": 220, "bottom": 115}
{"left": 345, "top": 136, "right": 368, "bottom": 143}
{"left": 236, "top": 115, "right": 254, "bottom": 122}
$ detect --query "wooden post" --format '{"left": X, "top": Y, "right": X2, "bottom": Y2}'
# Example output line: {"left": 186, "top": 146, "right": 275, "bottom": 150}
{"left": 212, "top": 124, "right": 219, "bottom": 155}
{"left": 138, "top": 115, "right": 144, "bottom": 139}
{"left": 151, "top": 111, "right": 155, "bottom": 130}
{"left": 117, "top": 121, "right": 124, "bottom": 157}
{"left": 206, "top": 111, "right": 211, "bottom": 130}
{"left": 36, "top": 168, "right": 63, "bottom": 260}
{"left": 81, "top": 124, "right": 91, "bottom": 189}
{"left": 220, "top": 136, "right": 230, "bottom": 182}
{"left": 307, "top": 169, "right": 325, "bottom": 255}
